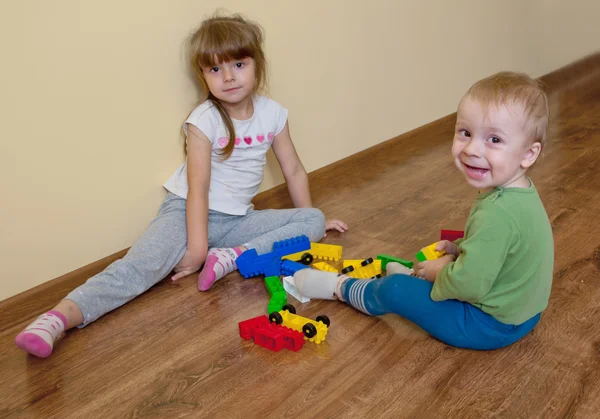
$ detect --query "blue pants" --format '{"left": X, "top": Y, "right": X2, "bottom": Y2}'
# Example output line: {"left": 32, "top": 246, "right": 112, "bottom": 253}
{"left": 342, "top": 274, "right": 540, "bottom": 350}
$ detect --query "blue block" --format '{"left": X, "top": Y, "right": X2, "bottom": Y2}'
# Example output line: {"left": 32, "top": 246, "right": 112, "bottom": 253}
{"left": 280, "top": 260, "right": 311, "bottom": 277}
{"left": 237, "top": 249, "right": 261, "bottom": 278}
{"left": 272, "top": 235, "right": 310, "bottom": 258}
{"left": 263, "top": 256, "right": 283, "bottom": 277}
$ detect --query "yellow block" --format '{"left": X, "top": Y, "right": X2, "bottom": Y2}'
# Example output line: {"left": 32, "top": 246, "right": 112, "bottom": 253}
{"left": 282, "top": 243, "right": 343, "bottom": 262}
{"left": 421, "top": 242, "right": 446, "bottom": 260}
{"left": 342, "top": 259, "right": 382, "bottom": 279}
{"left": 313, "top": 261, "right": 338, "bottom": 273}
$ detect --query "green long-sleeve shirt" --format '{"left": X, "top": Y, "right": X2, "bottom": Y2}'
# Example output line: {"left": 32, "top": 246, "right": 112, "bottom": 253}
{"left": 431, "top": 180, "right": 554, "bottom": 325}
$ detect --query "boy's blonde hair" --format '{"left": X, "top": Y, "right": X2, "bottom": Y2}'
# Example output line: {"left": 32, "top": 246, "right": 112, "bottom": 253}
{"left": 187, "top": 13, "right": 268, "bottom": 158}
{"left": 466, "top": 71, "right": 549, "bottom": 147}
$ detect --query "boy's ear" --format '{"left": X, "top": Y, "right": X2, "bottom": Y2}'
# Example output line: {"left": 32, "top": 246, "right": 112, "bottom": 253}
{"left": 521, "top": 141, "right": 542, "bottom": 169}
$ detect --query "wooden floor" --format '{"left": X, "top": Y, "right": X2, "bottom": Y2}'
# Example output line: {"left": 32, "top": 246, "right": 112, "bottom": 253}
{"left": 1, "top": 54, "right": 600, "bottom": 419}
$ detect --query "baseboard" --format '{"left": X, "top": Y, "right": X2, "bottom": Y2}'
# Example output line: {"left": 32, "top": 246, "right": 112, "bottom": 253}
{"left": 3, "top": 51, "right": 599, "bottom": 331}
{"left": 0, "top": 249, "right": 127, "bottom": 333}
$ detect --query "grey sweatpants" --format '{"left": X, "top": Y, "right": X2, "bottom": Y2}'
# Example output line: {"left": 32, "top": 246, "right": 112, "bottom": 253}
{"left": 66, "top": 192, "right": 325, "bottom": 326}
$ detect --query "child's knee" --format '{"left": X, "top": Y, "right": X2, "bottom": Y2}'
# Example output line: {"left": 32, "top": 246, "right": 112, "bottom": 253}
{"left": 304, "top": 208, "right": 326, "bottom": 240}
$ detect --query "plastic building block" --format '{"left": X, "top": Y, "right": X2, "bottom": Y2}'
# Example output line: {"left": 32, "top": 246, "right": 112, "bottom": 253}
{"left": 284, "top": 243, "right": 343, "bottom": 262}
{"left": 280, "top": 260, "right": 311, "bottom": 277}
{"left": 376, "top": 254, "right": 414, "bottom": 270}
{"left": 263, "top": 256, "right": 283, "bottom": 277}
{"left": 267, "top": 294, "right": 287, "bottom": 314}
{"left": 416, "top": 242, "right": 446, "bottom": 262}
{"left": 239, "top": 315, "right": 270, "bottom": 340}
{"left": 272, "top": 235, "right": 310, "bottom": 258}
{"left": 342, "top": 259, "right": 382, "bottom": 279}
{"left": 237, "top": 235, "right": 311, "bottom": 278}
{"left": 236, "top": 249, "right": 270, "bottom": 278}
{"left": 235, "top": 251, "right": 281, "bottom": 278}
{"left": 440, "top": 229, "right": 465, "bottom": 242}
{"left": 269, "top": 305, "right": 329, "bottom": 344}
{"left": 239, "top": 315, "right": 305, "bottom": 352}
{"left": 312, "top": 261, "right": 338, "bottom": 273}
{"left": 253, "top": 325, "right": 285, "bottom": 352}
{"left": 281, "top": 251, "right": 314, "bottom": 264}
{"left": 264, "top": 276, "right": 287, "bottom": 313}
{"left": 272, "top": 325, "right": 305, "bottom": 352}
{"left": 264, "top": 276, "right": 284, "bottom": 297}
{"left": 310, "top": 243, "right": 342, "bottom": 261}
{"left": 255, "top": 323, "right": 305, "bottom": 352}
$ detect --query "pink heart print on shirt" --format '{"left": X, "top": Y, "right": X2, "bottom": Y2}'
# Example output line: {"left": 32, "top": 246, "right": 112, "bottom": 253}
{"left": 217, "top": 137, "right": 229, "bottom": 148}
{"left": 257, "top": 134, "right": 265, "bottom": 143}
{"left": 267, "top": 132, "right": 275, "bottom": 142}
{"left": 244, "top": 136, "right": 252, "bottom": 145}
{"left": 235, "top": 138, "right": 241, "bottom": 146}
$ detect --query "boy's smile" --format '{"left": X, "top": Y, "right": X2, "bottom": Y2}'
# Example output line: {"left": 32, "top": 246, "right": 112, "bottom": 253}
{"left": 452, "top": 96, "right": 541, "bottom": 192}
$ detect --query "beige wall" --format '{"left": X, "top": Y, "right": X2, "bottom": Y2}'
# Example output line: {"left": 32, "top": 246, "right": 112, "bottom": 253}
{"left": 531, "top": 0, "right": 600, "bottom": 75}
{"left": 0, "top": 1, "right": 597, "bottom": 300}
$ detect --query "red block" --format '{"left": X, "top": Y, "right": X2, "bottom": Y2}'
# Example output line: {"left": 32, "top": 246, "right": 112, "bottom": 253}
{"left": 276, "top": 325, "right": 305, "bottom": 352}
{"left": 254, "top": 326, "right": 286, "bottom": 352}
{"left": 238, "top": 315, "right": 305, "bottom": 352}
{"left": 440, "top": 229, "right": 464, "bottom": 242}
{"left": 239, "top": 315, "right": 269, "bottom": 340}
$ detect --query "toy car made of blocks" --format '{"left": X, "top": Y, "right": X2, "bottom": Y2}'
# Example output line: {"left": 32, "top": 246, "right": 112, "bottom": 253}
{"left": 283, "top": 243, "right": 342, "bottom": 262}
{"left": 341, "top": 258, "right": 382, "bottom": 279}
{"left": 268, "top": 304, "right": 330, "bottom": 344}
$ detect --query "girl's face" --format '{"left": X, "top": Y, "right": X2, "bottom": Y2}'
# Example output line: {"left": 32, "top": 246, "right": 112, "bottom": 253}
{"left": 202, "top": 57, "right": 256, "bottom": 105}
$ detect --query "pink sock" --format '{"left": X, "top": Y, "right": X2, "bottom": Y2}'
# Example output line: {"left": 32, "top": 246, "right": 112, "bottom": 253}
{"left": 198, "top": 247, "right": 243, "bottom": 291}
{"left": 15, "top": 310, "right": 67, "bottom": 358}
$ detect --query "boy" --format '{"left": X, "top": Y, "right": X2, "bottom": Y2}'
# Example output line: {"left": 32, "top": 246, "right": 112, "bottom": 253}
{"left": 294, "top": 72, "right": 554, "bottom": 350}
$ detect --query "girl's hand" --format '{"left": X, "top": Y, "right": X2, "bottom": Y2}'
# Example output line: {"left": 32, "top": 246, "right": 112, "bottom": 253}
{"left": 324, "top": 219, "right": 348, "bottom": 237}
{"left": 416, "top": 254, "right": 456, "bottom": 282}
{"left": 436, "top": 240, "right": 460, "bottom": 257}
{"left": 172, "top": 249, "right": 206, "bottom": 281}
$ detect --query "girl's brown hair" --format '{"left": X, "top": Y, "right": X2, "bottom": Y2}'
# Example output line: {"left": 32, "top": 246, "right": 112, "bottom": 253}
{"left": 186, "top": 13, "right": 268, "bottom": 159}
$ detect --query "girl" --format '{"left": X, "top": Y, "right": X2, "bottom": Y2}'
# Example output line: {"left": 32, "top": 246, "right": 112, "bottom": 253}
{"left": 293, "top": 72, "right": 553, "bottom": 351}
{"left": 16, "top": 13, "right": 347, "bottom": 358}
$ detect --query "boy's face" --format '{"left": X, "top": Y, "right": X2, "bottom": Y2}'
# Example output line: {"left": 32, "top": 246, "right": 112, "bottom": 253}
{"left": 452, "top": 96, "right": 541, "bottom": 191}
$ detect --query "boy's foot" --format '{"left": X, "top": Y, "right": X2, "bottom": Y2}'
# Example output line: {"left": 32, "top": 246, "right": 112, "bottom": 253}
{"left": 198, "top": 247, "right": 243, "bottom": 291}
{"left": 385, "top": 262, "right": 414, "bottom": 275}
{"left": 15, "top": 310, "right": 67, "bottom": 358}
{"left": 293, "top": 269, "right": 350, "bottom": 301}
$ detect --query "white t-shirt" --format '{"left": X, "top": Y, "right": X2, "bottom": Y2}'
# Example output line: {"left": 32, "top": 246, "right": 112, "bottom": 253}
{"left": 163, "top": 95, "right": 288, "bottom": 215}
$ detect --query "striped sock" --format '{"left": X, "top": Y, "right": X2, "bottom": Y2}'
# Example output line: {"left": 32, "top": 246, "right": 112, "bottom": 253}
{"left": 344, "top": 278, "right": 377, "bottom": 315}
{"left": 15, "top": 310, "right": 67, "bottom": 358}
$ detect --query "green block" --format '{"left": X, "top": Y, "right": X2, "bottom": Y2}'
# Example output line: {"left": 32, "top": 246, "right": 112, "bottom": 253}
{"left": 264, "top": 276, "right": 284, "bottom": 297}
{"left": 377, "top": 254, "right": 414, "bottom": 269}
{"left": 267, "top": 292, "right": 287, "bottom": 314}
{"left": 415, "top": 251, "right": 427, "bottom": 262}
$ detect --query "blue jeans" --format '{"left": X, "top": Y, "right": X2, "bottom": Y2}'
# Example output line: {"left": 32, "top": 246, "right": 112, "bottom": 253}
{"left": 342, "top": 274, "right": 540, "bottom": 350}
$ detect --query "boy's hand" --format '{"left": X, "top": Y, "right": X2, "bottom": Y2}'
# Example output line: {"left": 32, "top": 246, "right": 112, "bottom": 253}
{"left": 436, "top": 240, "right": 460, "bottom": 257}
{"left": 324, "top": 219, "right": 348, "bottom": 237}
{"left": 172, "top": 249, "right": 206, "bottom": 281}
{"left": 416, "top": 254, "right": 456, "bottom": 282}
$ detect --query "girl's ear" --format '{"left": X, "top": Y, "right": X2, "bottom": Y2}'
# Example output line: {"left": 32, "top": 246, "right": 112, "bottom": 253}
{"left": 521, "top": 141, "right": 542, "bottom": 169}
